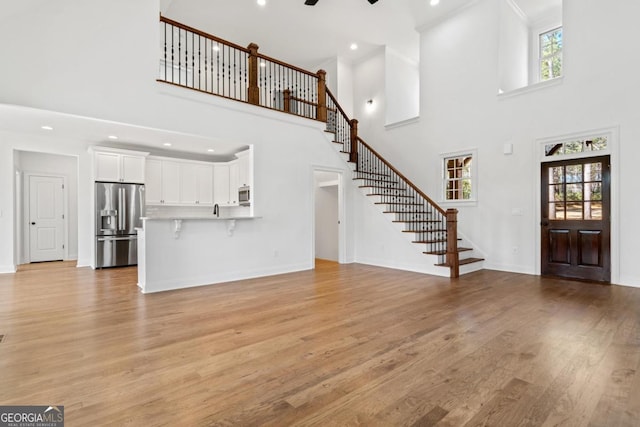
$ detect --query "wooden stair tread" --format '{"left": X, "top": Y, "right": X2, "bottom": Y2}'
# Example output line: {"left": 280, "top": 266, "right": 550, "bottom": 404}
{"left": 383, "top": 211, "right": 433, "bottom": 215}
{"left": 393, "top": 220, "right": 441, "bottom": 224}
{"left": 354, "top": 171, "right": 391, "bottom": 177}
{"left": 375, "top": 202, "right": 422, "bottom": 206}
{"left": 435, "top": 257, "right": 484, "bottom": 267}
{"left": 404, "top": 230, "right": 446, "bottom": 234}
{"left": 354, "top": 178, "right": 398, "bottom": 184}
{"left": 412, "top": 239, "right": 447, "bottom": 244}
{"left": 359, "top": 185, "right": 406, "bottom": 191}
{"left": 367, "top": 194, "right": 414, "bottom": 198}
{"left": 423, "top": 247, "right": 473, "bottom": 255}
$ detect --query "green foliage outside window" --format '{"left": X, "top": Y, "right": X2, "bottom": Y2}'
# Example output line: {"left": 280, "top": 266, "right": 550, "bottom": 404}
{"left": 540, "top": 27, "right": 563, "bottom": 81}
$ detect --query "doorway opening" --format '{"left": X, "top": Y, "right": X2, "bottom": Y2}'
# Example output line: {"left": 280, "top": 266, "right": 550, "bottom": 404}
{"left": 15, "top": 151, "right": 78, "bottom": 265}
{"left": 313, "top": 169, "right": 344, "bottom": 265}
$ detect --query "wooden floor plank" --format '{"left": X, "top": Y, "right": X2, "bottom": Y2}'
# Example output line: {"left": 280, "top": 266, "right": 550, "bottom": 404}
{"left": 1, "top": 260, "right": 639, "bottom": 425}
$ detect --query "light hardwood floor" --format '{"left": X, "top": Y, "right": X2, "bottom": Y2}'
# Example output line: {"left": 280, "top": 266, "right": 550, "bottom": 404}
{"left": 1, "top": 260, "right": 639, "bottom": 426}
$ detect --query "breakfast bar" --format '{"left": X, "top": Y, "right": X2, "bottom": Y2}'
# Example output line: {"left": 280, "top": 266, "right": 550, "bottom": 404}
{"left": 137, "top": 216, "right": 260, "bottom": 293}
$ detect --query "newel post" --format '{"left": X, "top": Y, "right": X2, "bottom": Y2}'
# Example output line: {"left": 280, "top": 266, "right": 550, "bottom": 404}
{"left": 446, "top": 208, "right": 460, "bottom": 278}
{"left": 316, "top": 69, "right": 327, "bottom": 122}
{"left": 247, "top": 43, "right": 260, "bottom": 105}
{"left": 350, "top": 119, "right": 359, "bottom": 167}
{"left": 283, "top": 89, "right": 291, "bottom": 113}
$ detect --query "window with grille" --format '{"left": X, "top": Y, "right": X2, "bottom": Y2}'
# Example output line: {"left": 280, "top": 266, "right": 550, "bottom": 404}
{"left": 540, "top": 27, "right": 563, "bottom": 81}
{"left": 442, "top": 152, "right": 475, "bottom": 202}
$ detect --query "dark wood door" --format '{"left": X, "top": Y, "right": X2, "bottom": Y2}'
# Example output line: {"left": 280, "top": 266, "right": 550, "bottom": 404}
{"left": 541, "top": 155, "right": 610, "bottom": 282}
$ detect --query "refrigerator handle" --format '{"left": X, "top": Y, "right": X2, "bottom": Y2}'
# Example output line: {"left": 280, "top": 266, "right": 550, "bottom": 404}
{"left": 122, "top": 187, "right": 127, "bottom": 231}
{"left": 118, "top": 187, "right": 124, "bottom": 231}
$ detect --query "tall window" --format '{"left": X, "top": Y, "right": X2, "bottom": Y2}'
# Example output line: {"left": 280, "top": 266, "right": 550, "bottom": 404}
{"left": 540, "top": 27, "right": 563, "bottom": 81}
{"left": 443, "top": 153, "right": 474, "bottom": 201}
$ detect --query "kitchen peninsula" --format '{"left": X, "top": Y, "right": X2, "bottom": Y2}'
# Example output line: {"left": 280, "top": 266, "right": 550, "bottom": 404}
{"left": 137, "top": 215, "right": 260, "bottom": 293}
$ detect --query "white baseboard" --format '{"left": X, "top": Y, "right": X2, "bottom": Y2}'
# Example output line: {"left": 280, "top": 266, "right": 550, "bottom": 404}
{"left": 141, "top": 262, "right": 312, "bottom": 294}
{"left": 0, "top": 265, "right": 17, "bottom": 274}
{"left": 355, "top": 256, "right": 449, "bottom": 277}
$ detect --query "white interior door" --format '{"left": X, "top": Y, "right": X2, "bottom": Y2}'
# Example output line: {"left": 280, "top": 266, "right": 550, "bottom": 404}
{"left": 29, "top": 175, "right": 65, "bottom": 262}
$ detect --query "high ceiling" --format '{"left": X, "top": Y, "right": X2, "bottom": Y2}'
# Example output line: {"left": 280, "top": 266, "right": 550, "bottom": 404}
{"left": 161, "top": 0, "right": 478, "bottom": 68}
{"left": 3, "top": 0, "right": 561, "bottom": 157}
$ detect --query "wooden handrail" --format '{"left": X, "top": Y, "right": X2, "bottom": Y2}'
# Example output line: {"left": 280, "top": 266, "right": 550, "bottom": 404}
{"left": 326, "top": 89, "right": 350, "bottom": 123}
{"left": 289, "top": 96, "right": 319, "bottom": 107}
{"left": 356, "top": 137, "right": 447, "bottom": 216}
{"left": 256, "top": 53, "right": 319, "bottom": 78}
{"left": 159, "top": 15, "right": 249, "bottom": 53}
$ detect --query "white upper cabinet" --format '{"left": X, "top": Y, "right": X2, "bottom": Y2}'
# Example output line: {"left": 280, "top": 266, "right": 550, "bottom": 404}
{"left": 146, "top": 157, "right": 213, "bottom": 206}
{"left": 196, "top": 165, "right": 214, "bottom": 205}
{"left": 161, "top": 160, "right": 181, "bottom": 205}
{"left": 145, "top": 159, "right": 163, "bottom": 204}
{"left": 213, "top": 163, "right": 231, "bottom": 206}
{"left": 92, "top": 147, "right": 147, "bottom": 183}
{"left": 229, "top": 160, "right": 239, "bottom": 206}
{"left": 236, "top": 149, "right": 252, "bottom": 188}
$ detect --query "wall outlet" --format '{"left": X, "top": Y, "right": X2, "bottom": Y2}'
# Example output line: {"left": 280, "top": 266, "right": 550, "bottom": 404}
{"left": 273, "top": 249, "right": 278, "bottom": 258}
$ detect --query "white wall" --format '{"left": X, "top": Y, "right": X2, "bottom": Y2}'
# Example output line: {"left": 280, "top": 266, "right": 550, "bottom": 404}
{"left": 316, "top": 57, "right": 355, "bottom": 119}
{"left": 15, "top": 151, "right": 79, "bottom": 262}
{"left": 385, "top": 48, "right": 420, "bottom": 125}
{"left": 351, "top": 0, "right": 640, "bottom": 286}
{"left": 499, "top": 0, "right": 529, "bottom": 92}
{"left": 353, "top": 50, "right": 386, "bottom": 142}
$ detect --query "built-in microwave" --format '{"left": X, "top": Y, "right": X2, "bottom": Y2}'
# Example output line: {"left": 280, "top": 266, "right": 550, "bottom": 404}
{"left": 239, "top": 186, "right": 250, "bottom": 206}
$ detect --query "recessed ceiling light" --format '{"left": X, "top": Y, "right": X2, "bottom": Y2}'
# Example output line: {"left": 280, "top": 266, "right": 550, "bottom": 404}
{"left": 163, "top": 143, "right": 172, "bottom": 147}
{"left": 430, "top": 0, "right": 440, "bottom": 6}
{"left": 41, "top": 125, "right": 53, "bottom": 130}
{"left": 213, "top": 45, "right": 220, "bottom": 51}
{"left": 350, "top": 43, "right": 358, "bottom": 50}
{"left": 108, "top": 135, "right": 118, "bottom": 140}
{"left": 260, "top": 61, "right": 266, "bottom": 67}
{"left": 207, "top": 149, "right": 215, "bottom": 153}
{"left": 257, "top": 0, "right": 266, "bottom": 5}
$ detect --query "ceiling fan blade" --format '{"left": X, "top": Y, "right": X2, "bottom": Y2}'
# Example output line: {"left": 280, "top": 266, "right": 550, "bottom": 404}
{"left": 304, "top": 0, "right": 319, "bottom": 5}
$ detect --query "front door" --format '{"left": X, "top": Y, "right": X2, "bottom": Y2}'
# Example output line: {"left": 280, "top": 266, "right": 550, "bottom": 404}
{"left": 541, "top": 155, "right": 610, "bottom": 282}
{"left": 29, "top": 175, "right": 65, "bottom": 262}
{"left": 541, "top": 156, "right": 611, "bottom": 282}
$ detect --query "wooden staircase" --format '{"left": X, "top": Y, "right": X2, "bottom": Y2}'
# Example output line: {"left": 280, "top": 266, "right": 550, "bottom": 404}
{"left": 156, "top": 16, "right": 483, "bottom": 277}
{"left": 324, "top": 95, "right": 484, "bottom": 277}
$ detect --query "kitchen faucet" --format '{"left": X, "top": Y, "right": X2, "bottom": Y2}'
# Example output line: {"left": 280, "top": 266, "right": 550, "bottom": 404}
{"left": 213, "top": 204, "right": 219, "bottom": 217}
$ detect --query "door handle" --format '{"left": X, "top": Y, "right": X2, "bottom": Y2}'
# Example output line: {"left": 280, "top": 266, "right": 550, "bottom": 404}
{"left": 541, "top": 220, "right": 549, "bottom": 226}
{"left": 31, "top": 222, "right": 36, "bottom": 225}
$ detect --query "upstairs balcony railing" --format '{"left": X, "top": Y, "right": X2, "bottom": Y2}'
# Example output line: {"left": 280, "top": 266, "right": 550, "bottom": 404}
{"left": 159, "top": 16, "right": 326, "bottom": 121}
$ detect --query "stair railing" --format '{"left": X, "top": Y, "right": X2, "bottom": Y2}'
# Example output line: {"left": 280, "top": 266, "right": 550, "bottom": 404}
{"left": 159, "top": 16, "right": 327, "bottom": 121}
{"left": 157, "top": 15, "right": 460, "bottom": 277}
{"left": 327, "top": 88, "right": 459, "bottom": 277}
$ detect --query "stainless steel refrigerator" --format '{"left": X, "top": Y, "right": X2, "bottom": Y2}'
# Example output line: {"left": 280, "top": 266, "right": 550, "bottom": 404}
{"left": 95, "top": 182, "right": 145, "bottom": 268}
